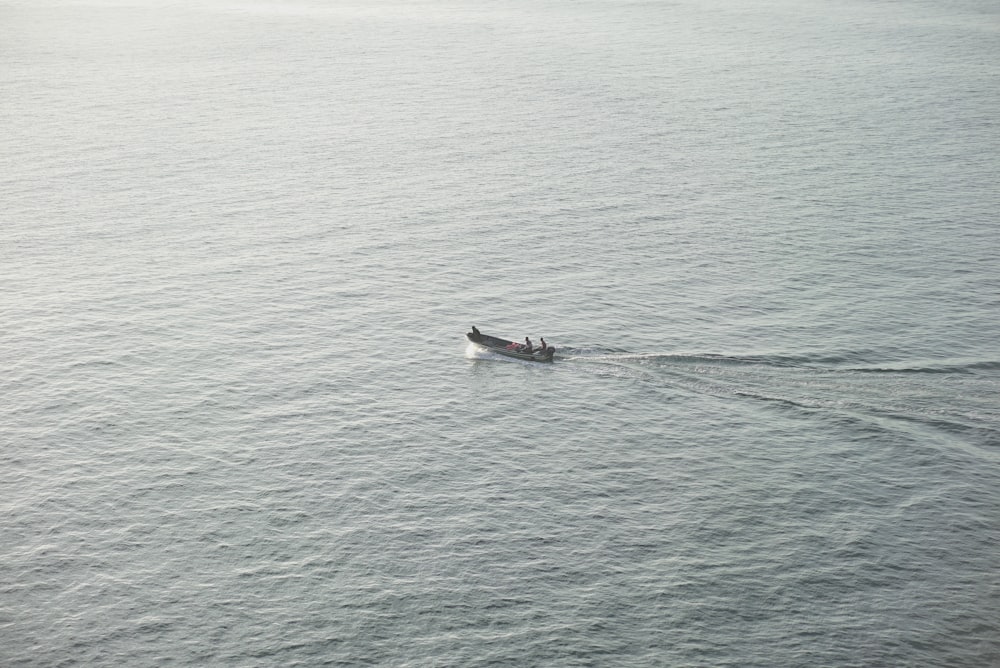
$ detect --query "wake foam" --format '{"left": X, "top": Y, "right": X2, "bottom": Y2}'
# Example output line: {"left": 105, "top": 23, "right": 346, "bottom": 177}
{"left": 561, "top": 350, "right": 1000, "bottom": 375}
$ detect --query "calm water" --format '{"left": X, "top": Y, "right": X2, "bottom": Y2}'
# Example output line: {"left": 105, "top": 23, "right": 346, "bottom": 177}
{"left": 3, "top": 0, "right": 999, "bottom": 665}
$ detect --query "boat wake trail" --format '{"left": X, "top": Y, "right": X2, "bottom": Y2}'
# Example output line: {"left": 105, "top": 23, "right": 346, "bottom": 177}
{"left": 563, "top": 349, "right": 1000, "bottom": 375}
{"left": 560, "top": 350, "right": 810, "bottom": 368}
{"left": 561, "top": 349, "right": 1000, "bottom": 457}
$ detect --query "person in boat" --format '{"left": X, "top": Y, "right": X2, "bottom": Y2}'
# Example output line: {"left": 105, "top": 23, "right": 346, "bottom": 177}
{"left": 537, "top": 337, "right": 547, "bottom": 352}
{"left": 470, "top": 326, "right": 481, "bottom": 342}
{"left": 523, "top": 337, "right": 533, "bottom": 353}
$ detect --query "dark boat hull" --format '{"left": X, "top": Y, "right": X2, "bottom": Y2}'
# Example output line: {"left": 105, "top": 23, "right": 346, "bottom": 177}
{"left": 467, "top": 332, "right": 555, "bottom": 363}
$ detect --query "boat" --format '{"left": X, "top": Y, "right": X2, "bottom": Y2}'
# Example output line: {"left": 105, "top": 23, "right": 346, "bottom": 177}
{"left": 466, "top": 329, "right": 555, "bottom": 363}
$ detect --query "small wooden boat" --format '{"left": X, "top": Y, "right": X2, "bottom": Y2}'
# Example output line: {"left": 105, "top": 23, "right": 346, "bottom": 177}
{"left": 467, "top": 329, "right": 555, "bottom": 363}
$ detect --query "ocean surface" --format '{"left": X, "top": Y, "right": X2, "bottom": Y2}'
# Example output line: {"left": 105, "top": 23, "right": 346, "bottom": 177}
{"left": 2, "top": 0, "right": 999, "bottom": 665}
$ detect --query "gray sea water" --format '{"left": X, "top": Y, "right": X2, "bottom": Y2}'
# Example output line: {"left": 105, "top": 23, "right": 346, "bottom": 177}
{"left": 3, "top": 0, "right": 1000, "bottom": 665}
